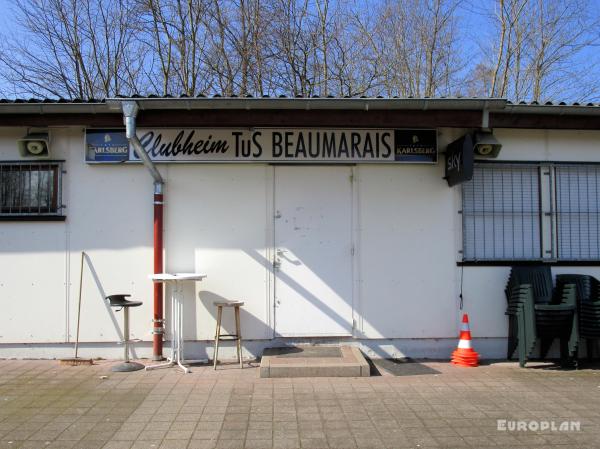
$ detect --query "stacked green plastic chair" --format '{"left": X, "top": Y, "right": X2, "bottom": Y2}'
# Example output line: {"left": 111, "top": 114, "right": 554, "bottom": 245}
{"left": 556, "top": 274, "right": 600, "bottom": 362}
{"left": 505, "top": 266, "right": 552, "bottom": 363}
{"left": 535, "top": 284, "right": 577, "bottom": 367}
{"left": 506, "top": 284, "right": 537, "bottom": 367}
{"left": 505, "top": 266, "right": 578, "bottom": 367}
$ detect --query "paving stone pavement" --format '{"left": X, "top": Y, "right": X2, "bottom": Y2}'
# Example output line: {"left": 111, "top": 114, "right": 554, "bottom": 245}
{"left": 0, "top": 359, "right": 599, "bottom": 449}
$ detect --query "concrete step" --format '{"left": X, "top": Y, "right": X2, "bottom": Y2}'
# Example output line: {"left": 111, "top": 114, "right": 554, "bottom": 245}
{"left": 259, "top": 345, "right": 370, "bottom": 378}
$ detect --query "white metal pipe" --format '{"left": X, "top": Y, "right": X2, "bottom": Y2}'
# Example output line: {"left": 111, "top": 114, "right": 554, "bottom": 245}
{"left": 121, "top": 101, "right": 164, "bottom": 185}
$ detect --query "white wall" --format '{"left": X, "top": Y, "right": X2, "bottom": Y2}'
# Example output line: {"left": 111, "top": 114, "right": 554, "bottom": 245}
{"left": 0, "top": 127, "right": 155, "bottom": 345}
{"left": 65, "top": 127, "right": 154, "bottom": 344}
{"left": 0, "top": 128, "right": 69, "bottom": 343}
{"left": 495, "top": 129, "right": 600, "bottom": 162}
{"left": 164, "top": 164, "right": 272, "bottom": 341}
{"left": 2, "top": 126, "right": 600, "bottom": 359}
{"left": 355, "top": 163, "right": 459, "bottom": 339}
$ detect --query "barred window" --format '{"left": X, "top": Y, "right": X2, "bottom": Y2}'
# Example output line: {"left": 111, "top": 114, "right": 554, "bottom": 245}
{"left": 555, "top": 165, "right": 600, "bottom": 260}
{"left": 0, "top": 162, "right": 64, "bottom": 218}
{"left": 462, "top": 164, "right": 541, "bottom": 261}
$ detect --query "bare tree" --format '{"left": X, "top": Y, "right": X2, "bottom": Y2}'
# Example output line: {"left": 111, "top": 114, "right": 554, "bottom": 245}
{"left": 464, "top": 63, "right": 495, "bottom": 97}
{"left": 204, "top": 0, "right": 270, "bottom": 95}
{"left": 488, "top": 0, "right": 528, "bottom": 97}
{"left": 268, "top": 0, "right": 312, "bottom": 95}
{"left": 138, "top": 0, "right": 211, "bottom": 96}
{"left": 365, "top": 0, "right": 462, "bottom": 97}
{"left": 328, "top": 5, "right": 382, "bottom": 96}
{"left": 1, "top": 0, "right": 598, "bottom": 101}
{"left": 483, "top": 0, "right": 599, "bottom": 101}
{"left": 0, "top": 0, "right": 142, "bottom": 98}
{"left": 527, "top": 0, "right": 598, "bottom": 101}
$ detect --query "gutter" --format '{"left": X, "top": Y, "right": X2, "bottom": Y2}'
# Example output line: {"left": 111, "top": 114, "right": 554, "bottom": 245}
{"left": 502, "top": 103, "right": 600, "bottom": 116}
{"left": 1, "top": 98, "right": 599, "bottom": 116}
{"left": 106, "top": 97, "right": 509, "bottom": 112}
{"left": 0, "top": 103, "right": 111, "bottom": 114}
{"left": 121, "top": 101, "right": 165, "bottom": 361}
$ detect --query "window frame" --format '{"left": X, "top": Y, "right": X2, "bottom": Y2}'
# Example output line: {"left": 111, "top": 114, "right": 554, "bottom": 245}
{"left": 554, "top": 163, "right": 600, "bottom": 262}
{"left": 459, "top": 161, "right": 600, "bottom": 266}
{"left": 0, "top": 160, "right": 65, "bottom": 221}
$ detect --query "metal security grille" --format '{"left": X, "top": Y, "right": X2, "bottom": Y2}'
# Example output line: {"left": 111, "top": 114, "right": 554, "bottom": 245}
{"left": 0, "top": 162, "right": 63, "bottom": 216}
{"left": 462, "top": 164, "right": 541, "bottom": 260}
{"left": 555, "top": 165, "right": 600, "bottom": 260}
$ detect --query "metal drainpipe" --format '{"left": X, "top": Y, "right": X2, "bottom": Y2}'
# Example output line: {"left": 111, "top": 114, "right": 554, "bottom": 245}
{"left": 122, "top": 101, "right": 165, "bottom": 361}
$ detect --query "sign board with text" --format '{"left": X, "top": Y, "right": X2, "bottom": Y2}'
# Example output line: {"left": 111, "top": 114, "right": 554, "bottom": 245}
{"left": 445, "top": 134, "right": 474, "bottom": 187}
{"left": 86, "top": 129, "right": 129, "bottom": 162}
{"left": 86, "top": 128, "right": 437, "bottom": 164}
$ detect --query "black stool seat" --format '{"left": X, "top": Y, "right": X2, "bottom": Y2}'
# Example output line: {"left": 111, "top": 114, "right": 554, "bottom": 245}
{"left": 105, "top": 293, "right": 144, "bottom": 372}
{"left": 106, "top": 294, "right": 142, "bottom": 309}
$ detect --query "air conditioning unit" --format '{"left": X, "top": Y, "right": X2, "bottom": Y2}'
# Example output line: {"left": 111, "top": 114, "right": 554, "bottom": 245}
{"left": 18, "top": 132, "right": 50, "bottom": 158}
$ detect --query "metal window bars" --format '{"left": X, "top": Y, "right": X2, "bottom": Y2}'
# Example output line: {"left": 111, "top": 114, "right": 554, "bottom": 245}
{"left": 555, "top": 165, "right": 600, "bottom": 261}
{"left": 462, "top": 162, "right": 600, "bottom": 262}
{"left": 0, "top": 161, "right": 63, "bottom": 216}
{"left": 462, "top": 163, "right": 542, "bottom": 261}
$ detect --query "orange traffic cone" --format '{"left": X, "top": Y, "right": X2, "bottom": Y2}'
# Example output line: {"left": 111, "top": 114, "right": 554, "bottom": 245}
{"left": 451, "top": 313, "right": 479, "bottom": 367}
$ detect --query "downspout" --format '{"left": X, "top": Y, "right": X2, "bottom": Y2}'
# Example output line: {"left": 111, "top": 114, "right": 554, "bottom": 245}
{"left": 122, "top": 101, "right": 165, "bottom": 361}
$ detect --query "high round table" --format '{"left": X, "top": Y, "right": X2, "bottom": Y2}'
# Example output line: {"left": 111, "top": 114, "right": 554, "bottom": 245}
{"left": 146, "top": 273, "right": 207, "bottom": 373}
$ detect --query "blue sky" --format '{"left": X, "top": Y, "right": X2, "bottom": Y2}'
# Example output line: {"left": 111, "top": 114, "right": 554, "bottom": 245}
{"left": 0, "top": 0, "right": 598, "bottom": 101}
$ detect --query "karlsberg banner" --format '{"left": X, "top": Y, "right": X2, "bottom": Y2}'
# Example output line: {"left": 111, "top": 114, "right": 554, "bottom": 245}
{"left": 86, "top": 128, "right": 437, "bottom": 164}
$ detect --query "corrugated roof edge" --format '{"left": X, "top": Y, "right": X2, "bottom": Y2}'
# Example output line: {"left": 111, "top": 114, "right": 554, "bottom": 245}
{"left": 0, "top": 96, "right": 599, "bottom": 115}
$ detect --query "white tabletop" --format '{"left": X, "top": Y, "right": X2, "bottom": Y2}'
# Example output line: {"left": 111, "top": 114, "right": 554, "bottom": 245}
{"left": 149, "top": 273, "right": 207, "bottom": 282}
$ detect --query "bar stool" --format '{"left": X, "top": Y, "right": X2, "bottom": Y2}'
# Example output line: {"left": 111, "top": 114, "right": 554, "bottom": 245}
{"left": 213, "top": 300, "right": 244, "bottom": 369}
{"left": 106, "top": 294, "right": 144, "bottom": 372}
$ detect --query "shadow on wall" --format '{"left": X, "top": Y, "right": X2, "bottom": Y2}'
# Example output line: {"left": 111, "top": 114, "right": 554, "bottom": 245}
{"left": 244, "top": 249, "right": 352, "bottom": 334}
{"left": 82, "top": 252, "right": 139, "bottom": 359}
{"left": 193, "top": 290, "right": 268, "bottom": 360}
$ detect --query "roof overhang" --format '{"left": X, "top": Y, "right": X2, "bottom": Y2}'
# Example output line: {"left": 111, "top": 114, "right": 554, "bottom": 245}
{"left": 0, "top": 102, "right": 110, "bottom": 115}
{"left": 0, "top": 98, "right": 599, "bottom": 130}
{"left": 504, "top": 103, "right": 600, "bottom": 116}
{"left": 105, "top": 97, "right": 508, "bottom": 112}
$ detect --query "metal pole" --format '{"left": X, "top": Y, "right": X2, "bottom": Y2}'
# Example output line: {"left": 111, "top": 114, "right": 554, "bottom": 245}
{"left": 124, "top": 307, "right": 130, "bottom": 363}
{"left": 74, "top": 251, "right": 85, "bottom": 359}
